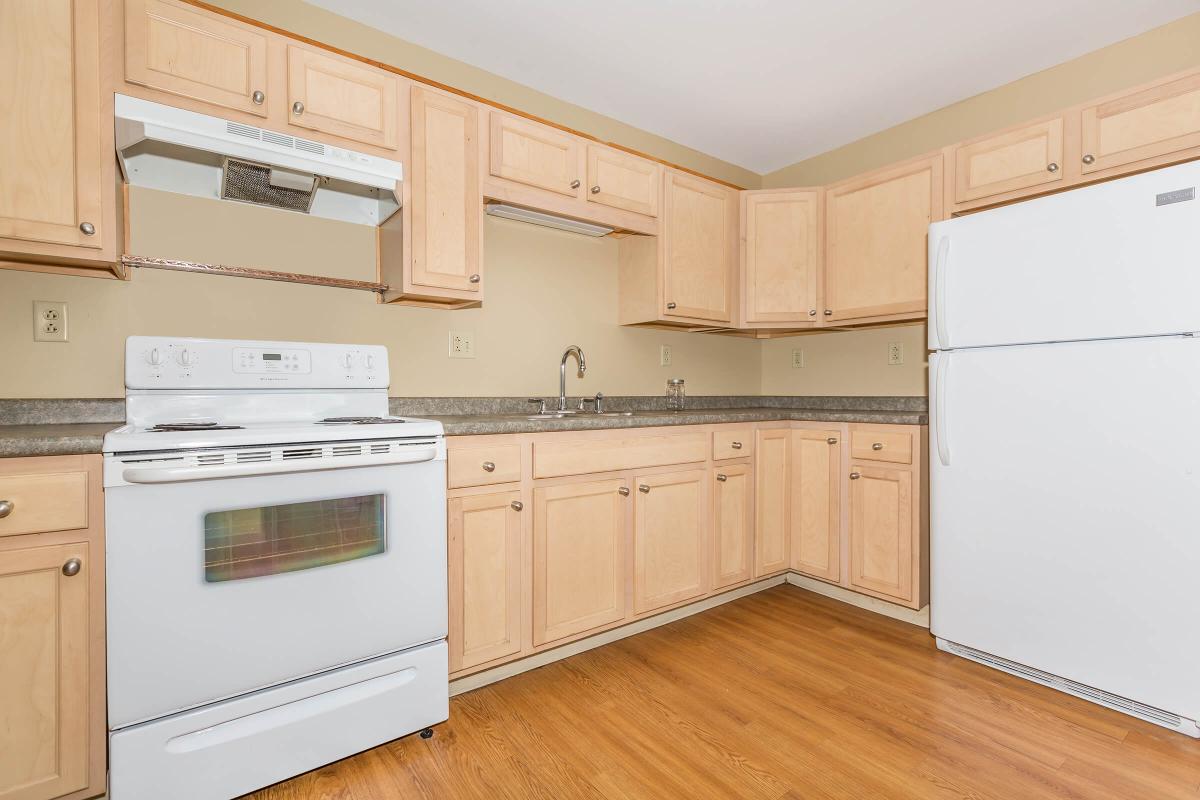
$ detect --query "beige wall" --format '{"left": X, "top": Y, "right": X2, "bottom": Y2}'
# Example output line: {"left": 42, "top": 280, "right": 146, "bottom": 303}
{"left": 0, "top": 189, "right": 761, "bottom": 399}
{"left": 759, "top": 11, "right": 1200, "bottom": 397}
{"left": 206, "top": 0, "right": 760, "bottom": 190}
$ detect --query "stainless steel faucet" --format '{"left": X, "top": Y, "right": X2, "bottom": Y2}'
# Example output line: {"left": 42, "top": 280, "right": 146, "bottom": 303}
{"left": 558, "top": 345, "right": 586, "bottom": 412}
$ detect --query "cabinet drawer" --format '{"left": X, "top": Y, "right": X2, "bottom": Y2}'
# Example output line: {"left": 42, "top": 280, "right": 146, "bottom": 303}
{"left": 447, "top": 444, "right": 523, "bottom": 488}
{"left": 850, "top": 429, "right": 913, "bottom": 465}
{"left": 533, "top": 433, "right": 706, "bottom": 479}
{"left": 0, "top": 471, "right": 89, "bottom": 537}
{"left": 712, "top": 429, "right": 753, "bottom": 460}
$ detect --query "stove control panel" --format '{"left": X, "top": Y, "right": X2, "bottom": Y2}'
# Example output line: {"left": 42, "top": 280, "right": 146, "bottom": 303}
{"left": 126, "top": 337, "right": 389, "bottom": 389}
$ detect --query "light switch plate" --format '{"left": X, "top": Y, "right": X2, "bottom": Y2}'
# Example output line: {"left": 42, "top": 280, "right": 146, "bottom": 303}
{"left": 888, "top": 342, "right": 904, "bottom": 366}
{"left": 791, "top": 348, "right": 805, "bottom": 369}
{"left": 660, "top": 345, "right": 672, "bottom": 367}
{"left": 448, "top": 331, "right": 475, "bottom": 359}
{"left": 33, "top": 301, "right": 68, "bottom": 342}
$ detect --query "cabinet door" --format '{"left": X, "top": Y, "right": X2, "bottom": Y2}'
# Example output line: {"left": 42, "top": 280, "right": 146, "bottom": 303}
{"left": 790, "top": 430, "right": 841, "bottom": 582}
{"left": 286, "top": 45, "right": 399, "bottom": 149}
{"left": 663, "top": 171, "right": 736, "bottom": 323}
{"left": 0, "top": 0, "right": 105, "bottom": 251}
{"left": 742, "top": 189, "right": 820, "bottom": 324}
{"left": 448, "top": 492, "right": 523, "bottom": 673}
{"left": 533, "top": 479, "right": 627, "bottom": 646}
{"left": 1081, "top": 72, "right": 1200, "bottom": 175}
{"left": 409, "top": 87, "right": 482, "bottom": 293}
{"left": 848, "top": 464, "right": 913, "bottom": 603}
{"left": 754, "top": 429, "right": 790, "bottom": 576}
{"left": 712, "top": 464, "right": 753, "bottom": 590}
{"left": 824, "top": 155, "right": 942, "bottom": 322}
{"left": 489, "top": 113, "right": 581, "bottom": 197}
{"left": 0, "top": 542, "right": 89, "bottom": 800}
{"left": 633, "top": 470, "right": 707, "bottom": 613}
{"left": 953, "top": 117, "right": 1065, "bottom": 204}
{"left": 586, "top": 144, "right": 660, "bottom": 217}
{"left": 124, "top": 0, "right": 270, "bottom": 117}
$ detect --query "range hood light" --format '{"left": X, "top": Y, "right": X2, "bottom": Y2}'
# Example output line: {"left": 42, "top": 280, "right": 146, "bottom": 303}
{"left": 485, "top": 202, "right": 614, "bottom": 237}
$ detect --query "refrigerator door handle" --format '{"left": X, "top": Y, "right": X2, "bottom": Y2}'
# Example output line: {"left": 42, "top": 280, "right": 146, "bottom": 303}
{"left": 935, "top": 352, "right": 951, "bottom": 466}
{"left": 932, "top": 236, "right": 952, "bottom": 349}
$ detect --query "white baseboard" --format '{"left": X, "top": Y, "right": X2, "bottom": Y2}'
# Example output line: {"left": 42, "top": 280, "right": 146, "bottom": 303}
{"left": 785, "top": 573, "right": 930, "bottom": 627}
{"left": 450, "top": 575, "right": 787, "bottom": 696}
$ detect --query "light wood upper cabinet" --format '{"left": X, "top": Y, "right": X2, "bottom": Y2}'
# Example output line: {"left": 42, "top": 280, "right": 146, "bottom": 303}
{"left": 448, "top": 491, "right": 524, "bottom": 673}
{"left": 286, "top": 44, "right": 400, "bottom": 150}
{"left": 0, "top": 541, "right": 91, "bottom": 800}
{"left": 1080, "top": 72, "right": 1200, "bottom": 175}
{"left": 754, "top": 428, "right": 790, "bottom": 576}
{"left": 662, "top": 171, "right": 737, "bottom": 323}
{"left": 712, "top": 463, "right": 753, "bottom": 591}
{"left": 953, "top": 117, "right": 1065, "bottom": 204}
{"left": 489, "top": 113, "right": 582, "bottom": 197}
{"left": 124, "top": 0, "right": 270, "bottom": 117}
{"left": 0, "top": 0, "right": 115, "bottom": 267}
{"left": 848, "top": 464, "right": 913, "bottom": 604}
{"left": 824, "top": 154, "right": 942, "bottom": 323}
{"left": 633, "top": 470, "right": 707, "bottom": 614}
{"left": 533, "top": 479, "right": 628, "bottom": 646}
{"left": 790, "top": 430, "right": 841, "bottom": 583}
{"left": 741, "top": 189, "right": 821, "bottom": 325}
{"left": 586, "top": 144, "right": 660, "bottom": 217}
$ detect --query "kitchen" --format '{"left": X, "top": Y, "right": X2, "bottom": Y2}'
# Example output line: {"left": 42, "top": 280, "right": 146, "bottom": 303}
{"left": 3, "top": 1, "right": 1200, "bottom": 798}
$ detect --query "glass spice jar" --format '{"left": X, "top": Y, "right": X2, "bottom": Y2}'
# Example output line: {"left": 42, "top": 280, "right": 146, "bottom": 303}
{"left": 666, "top": 378, "right": 686, "bottom": 411}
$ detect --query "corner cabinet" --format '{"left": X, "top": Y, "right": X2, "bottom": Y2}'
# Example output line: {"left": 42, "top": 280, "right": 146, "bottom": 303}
{"left": 789, "top": 429, "right": 841, "bottom": 582}
{"left": 0, "top": 0, "right": 121, "bottom": 277}
{"left": 740, "top": 188, "right": 822, "bottom": 327}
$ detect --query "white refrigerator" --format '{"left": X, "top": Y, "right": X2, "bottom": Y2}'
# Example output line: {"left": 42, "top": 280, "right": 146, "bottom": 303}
{"left": 928, "top": 159, "right": 1200, "bottom": 736}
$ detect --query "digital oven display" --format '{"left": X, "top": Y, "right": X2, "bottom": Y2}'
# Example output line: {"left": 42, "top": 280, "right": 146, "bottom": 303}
{"left": 262, "top": 354, "right": 282, "bottom": 361}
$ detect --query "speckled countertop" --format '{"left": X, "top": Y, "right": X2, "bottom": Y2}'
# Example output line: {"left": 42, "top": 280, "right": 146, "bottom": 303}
{"left": 0, "top": 396, "right": 927, "bottom": 458}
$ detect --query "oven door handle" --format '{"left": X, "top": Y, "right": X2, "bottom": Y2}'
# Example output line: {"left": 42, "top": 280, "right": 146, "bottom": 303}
{"left": 122, "top": 447, "right": 438, "bottom": 484}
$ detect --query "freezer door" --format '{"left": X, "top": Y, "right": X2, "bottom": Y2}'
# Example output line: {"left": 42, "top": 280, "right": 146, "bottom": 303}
{"left": 928, "top": 160, "right": 1200, "bottom": 350}
{"left": 930, "top": 336, "right": 1200, "bottom": 720}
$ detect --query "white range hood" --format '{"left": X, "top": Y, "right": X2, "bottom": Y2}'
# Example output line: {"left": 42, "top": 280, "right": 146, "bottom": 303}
{"left": 114, "top": 94, "right": 403, "bottom": 226}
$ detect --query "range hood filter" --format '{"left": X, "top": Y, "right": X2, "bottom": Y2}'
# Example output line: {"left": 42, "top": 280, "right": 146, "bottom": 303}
{"left": 221, "top": 159, "right": 317, "bottom": 214}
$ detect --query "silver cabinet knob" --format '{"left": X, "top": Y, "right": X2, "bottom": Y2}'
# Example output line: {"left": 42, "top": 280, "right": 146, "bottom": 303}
{"left": 570, "top": 179, "right": 580, "bottom": 189}
{"left": 826, "top": 437, "right": 838, "bottom": 445}
{"left": 849, "top": 472, "right": 861, "bottom": 480}
{"left": 0, "top": 500, "right": 12, "bottom": 518}
{"left": 872, "top": 442, "right": 884, "bottom": 451}
{"left": 482, "top": 461, "right": 496, "bottom": 472}
{"left": 79, "top": 222, "right": 95, "bottom": 235}
{"left": 731, "top": 441, "right": 742, "bottom": 449}
{"left": 591, "top": 185, "right": 601, "bottom": 194}
{"left": 1082, "top": 154, "right": 1095, "bottom": 165}
{"left": 809, "top": 309, "right": 817, "bottom": 316}
{"left": 292, "top": 100, "right": 305, "bottom": 115}
{"left": 62, "top": 558, "right": 82, "bottom": 577}
{"left": 510, "top": 500, "right": 523, "bottom": 511}
{"left": 666, "top": 302, "right": 677, "bottom": 310}
{"left": 252, "top": 90, "right": 265, "bottom": 105}
{"left": 823, "top": 309, "right": 833, "bottom": 316}
{"left": 469, "top": 274, "right": 481, "bottom": 283}
{"left": 638, "top": 484, "right": 650, "bottom": 494}
{"left": 618, "top": 486, "right": 630, "bottom": 496}
{"left": 716, "top": 473, "right": 728, "bottom": 482}
{"left": 1046, "top": 162, "right": 1059, "bottom": 173}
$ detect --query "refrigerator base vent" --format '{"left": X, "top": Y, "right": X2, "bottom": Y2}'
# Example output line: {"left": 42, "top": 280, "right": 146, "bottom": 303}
{"left": 936, "top": 638, "right": 1199, "bottom": 737}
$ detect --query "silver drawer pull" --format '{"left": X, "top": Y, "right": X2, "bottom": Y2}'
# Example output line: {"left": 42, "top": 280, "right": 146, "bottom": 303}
{"left": 570, "top": 179, "right": 580, "bottom": 189}
{"left": 666, "top": 302, "right": 677, "bottom": 310}
{"left": 62, "top": 558, "right": 82, "bottom": 577}
{"left": 469, "top": 274, "right": 481, "bottom": 283}
{"left": 872, "top": 442, "right": 884, "bottom": 451}
{"left": 826, "top": 437, "right": 837, "bottom": 445}
{"left": 618, "top": 486, "right": 630, "bottom": 496}
{"left": 0, "top": 500, "right": 12, "bottom": 518}
{"left": 510, "top": 500, "right": 523, "bottom": 511}
{"left": 482, "top": 461, "right": 496, "bottom": 472}
{"left": 716, "top": 474, "right": 728, "bottom": 482}
{"left": 638, "top": 484, "right": 650, "bottom": 494}
{"left": 731, "top": 441, "right": 742, "bottom": 449}
{"left": 591, "top": 185, "right": 601, "bottom": 194}
{"left": 849, "top": 472, "right": 861, "bottom": 480}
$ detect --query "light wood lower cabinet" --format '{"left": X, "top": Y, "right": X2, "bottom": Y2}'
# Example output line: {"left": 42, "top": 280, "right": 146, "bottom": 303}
{"left": 533, "top": 479, "right": 628, "bottom": 646}
{"left": 448, "top": 491, "right": 523, "bottom": 672}
{"left": 790, "top": 429, "right": 841, "bottom": 582}
{"left": 754, "top": 428, "right": 790, "bottom": 576}
{"left": 0, "top": 455, "right": 105, "bottom": 800}
{"left": 633, "top": 469, "right": 707, "bottom": 614}
{"left": 711, "top": 464, "right": 753, "bottom": 590}
{"left": 848, "top": 464, "right": 914, "bottom": 603}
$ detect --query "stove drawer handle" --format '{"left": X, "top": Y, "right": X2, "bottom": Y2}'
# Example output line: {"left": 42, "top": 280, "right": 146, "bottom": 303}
{"left": 121, "top": 446, "right": 438, "bottom": 484}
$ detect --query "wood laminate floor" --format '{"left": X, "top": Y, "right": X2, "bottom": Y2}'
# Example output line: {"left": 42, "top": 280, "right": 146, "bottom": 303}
{"left": 246, "top": 585, "right": 1200, "bottom": 799}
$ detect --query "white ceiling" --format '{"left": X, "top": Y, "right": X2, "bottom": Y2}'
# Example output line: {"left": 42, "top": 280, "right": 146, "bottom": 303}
{"left": 308, "top": 0, "right": 1200, "bottom": 174}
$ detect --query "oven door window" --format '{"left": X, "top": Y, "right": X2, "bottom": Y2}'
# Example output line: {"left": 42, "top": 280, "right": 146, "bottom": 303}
{"left": 203, "top": 494, "right": 385, "bottom": 582}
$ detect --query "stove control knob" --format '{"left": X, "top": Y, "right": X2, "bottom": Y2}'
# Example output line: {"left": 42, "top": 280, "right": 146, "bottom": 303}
{"left": 342, "top": 353, "right": 355, "bottom": 370}
{"left": 176, "top": 348, "right": 194, "bottom": 367}
{"left": 146, "top": 347, "right": 163, "bottom": 366}
{"left": 365, "top": 354, "right": 375, "bottom": 370}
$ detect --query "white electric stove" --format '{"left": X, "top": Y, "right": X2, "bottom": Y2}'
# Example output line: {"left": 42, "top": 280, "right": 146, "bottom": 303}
{"left": 103, "top": 336, "right": 448, "bottom": 800}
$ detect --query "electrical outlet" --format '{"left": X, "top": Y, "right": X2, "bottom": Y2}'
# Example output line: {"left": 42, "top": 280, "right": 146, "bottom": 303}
{"left": 791, "top": 348, "right": 805, "bottom": 369}
{"left": 448, "top": 331, "right": 475, "bottom": 359}
{"left": 33, "top": 301, "right": 68, "bottom": 342}
{"left": 888, "top": 342, "right": 904, "bottom": 366}
{"left": 659, "top": 345, "right": 672, "bottom": 367}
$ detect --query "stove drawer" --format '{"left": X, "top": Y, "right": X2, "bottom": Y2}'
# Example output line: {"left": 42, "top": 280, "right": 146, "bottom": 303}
{"left": 448, "top": 443, "right": 523, "bottom": 488}
{"left": 0, "top": 468, "right": 89, "bottom": 537}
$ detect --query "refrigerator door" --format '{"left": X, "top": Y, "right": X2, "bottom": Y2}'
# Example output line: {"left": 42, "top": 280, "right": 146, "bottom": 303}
{"left": 928, "top": 160, "right": 1200, "bottom": 351}
{"left": 930, "top": 336, "right": 1200, "bottom": 720}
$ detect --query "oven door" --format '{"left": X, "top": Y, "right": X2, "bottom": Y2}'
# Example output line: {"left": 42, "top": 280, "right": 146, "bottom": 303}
{"left": 104, "top": 440, "right": 446, "bottom": 729}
